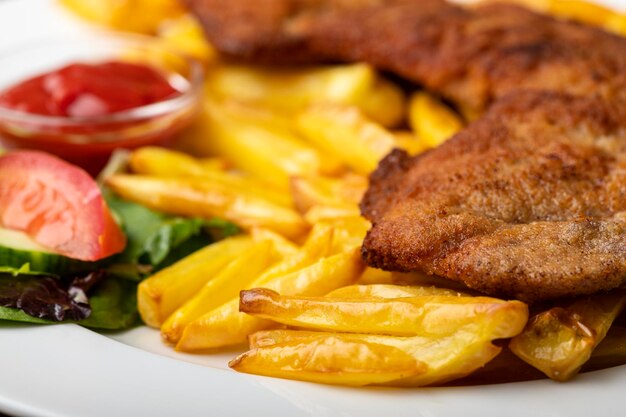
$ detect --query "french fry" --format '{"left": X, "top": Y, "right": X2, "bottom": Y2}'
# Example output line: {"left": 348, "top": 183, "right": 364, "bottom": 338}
{"left": 408, "top": 91, "right": 464, "bottom": 148}
{"left": 212, "top": 99, "right": 345, "bottom": 176}
{"left": 206, "top": 64, "right": 375, "bottom": 112}
{"left": 460, "top": 327, "right": 626, "bottom": 386}
{"left": 304, "top": 205, "right": 362, "bottom": 225}
{"left": 176, "top": 246, "right": 364, "bottom": 351}
{"left": 161, "top": 240, "right": 275, "bottom": 344}
{"left": 254, "top": 223, "right": 335, "bottom": 286}
{"left": 438, "top": 346, "right": 546, "bottom": 385}
{"left": 106, "top": 174, "right": 308, "bottom": 239}
{"left": 509, "top": 292, "right": 626, "bottom": 381}
{"left": 357, "top": 268, "right": 394, "bottom": 285}
{"left": 157, "top": 14, "right": 216, "bottom": 64}
{"left": 178, "top": 171, "right": 293, "bottom": 208}
{"left": 289, "top": 174, "right": 367, "bottom": 214}
{"left": 248, "top": 329, "right": 322, "bottom": 349}
{"left": 173, "top": 224, "right": 334, "bottom": 350}
{"left": 237, "top": 299, "right": 527, "bottom": 387}
{"left": 325, "top": 284, "right": 463, "bottom": 299}
{"left": 205, "top": 64, "right": 407, "bottom": 127}
{"left": 137, "top": 235, "right": 254, "bottom": 328}
{"left": 296, "top": 104, "right": 397, "bottom": 175}
{"left": 240, "top": 288, "right": 528, "bottom": 337}
{"left": 230, "top": 335, "right": 426, "bottom": 386}
{"left": 605, "top": 13, "right": 626, "bottom": 36}
{"left": 197, "top": 100, "right": 344, "bottom": 188}
{"left": 548, "top": 0, "right": 616, "bottom": 26}
{"left": 393, "top": 131, "right": 429, "bottom": 156}
{"left": 250, "top": 228, "right": 299, "bottom": 259}
{"left": 59, "top": 0, "right": 183, "bottom": 34}
{"left": 130, "top": 147, "right": 227, "bottom": 176}
{"left": 210, "top": 99, "right": 297, "bottom": 134}
{"left": 326, "top": 216, "right": 371, "bottom": 253}
{"left": 357, "top": 78, "right": 406, "bottom": 127}
{"left": 130, "top": 147, "right": 292, "bottom": 208}
{"left": 397, "top": 320, "right": 528, "bottom": 387}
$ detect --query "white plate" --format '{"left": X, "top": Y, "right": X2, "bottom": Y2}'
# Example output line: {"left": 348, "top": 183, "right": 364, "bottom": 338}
{"left": 1, "top": 1, "right": 626, "bottom": 416}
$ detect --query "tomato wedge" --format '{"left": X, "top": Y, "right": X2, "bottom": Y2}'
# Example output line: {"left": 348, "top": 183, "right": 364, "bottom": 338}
{"left": 0, "top": 150, "right": 126, "bottom": 261}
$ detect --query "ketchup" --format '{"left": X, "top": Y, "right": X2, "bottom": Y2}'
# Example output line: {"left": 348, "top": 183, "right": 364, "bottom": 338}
{"left": 0, "top": 61, "right": 179, "bottom": 117}
{"left": 0, "top": 61, "right": 192, "bottom": 175}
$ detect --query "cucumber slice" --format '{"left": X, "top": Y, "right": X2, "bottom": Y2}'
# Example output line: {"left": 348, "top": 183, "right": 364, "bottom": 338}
{"left": 0, "top": 228, "right": 92, "bottom": 274}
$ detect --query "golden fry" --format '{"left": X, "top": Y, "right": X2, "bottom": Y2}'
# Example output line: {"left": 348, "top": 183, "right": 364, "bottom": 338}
{"left": 106, "top": 174, "right": 307, "bottom": 238}
{"left": 248, "top": 329, "right": 323, "bottom": 349}
{"left": 130, "top": 147, "right": 292, "bottom": 208}
{"left": 548, "top": 0, "right": 615, "bottom": 26}
{"left": 206, "top": 64, "right": 406, "bottom": 127}
{"left": 240, "top": 288, "right": 528, "bottom": 337}
{"left": 392, "top": 131, "right": 429, "bottom": 156}
{"left": 289, "top": 174, "right": 367, "bottom": 214}
{"left": 161, "top": 240, "right": 275, "bottom": 344}
{"left": 206, "top": 64, "right": 375, "bottom": 112}
{"left": 198, "top": 100, "right": 343, "bottom": 188}
{"left": 250, "top": 228, "right": 299, "bottom": 259}
{"left": 239, "top": 307, "right": 526, "bottom": 387}
{"left": 605, "top": 13, "right": 626, "bottom": 36}
{"left": 130, "top": 147, "right": 227, "bottom": 176}
{"left": 230, "top": 335, "right": 425, "bottom": 386}
{"left": 357, "top": 267, "right": 394, "bottom": 285}
{"left": 326, "top": 284, "right": 462, "bottom": 299}
{"left": 326, "top": 216, "right": 372, "bottom": 254}
{"left": 296, "top": 104, "right": 397, "bottom": 175}
{"left": 193, "top": 223, "right": 335, "bottom": 351}
{"left": 304, "top": 205, "right": 362, "bottom": 226}
{"left": 59, "top": 0, "right": 183, "bottom": 33}
{"left": 176, "top": 247, "right": 364, "bottom": 351}
{"left": 357, "top": 78, "right": 406, "bottom": 127}
{"left": 254, "top": 223, "right": 335, "bottom": 286}
{"left": 138, "top": 235, "right": 254, "bottom": 328}
{"left": 509, "top": 292, "right": 626, "bottom": 381}
{"left": 157, "top": 14, "right": 216, "bottom": 63}
{"left": 408, "top": 91, "right": 464, "bottom": 148}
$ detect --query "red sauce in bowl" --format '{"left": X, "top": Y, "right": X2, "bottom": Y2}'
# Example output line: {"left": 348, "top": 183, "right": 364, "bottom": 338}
{"left": 0, "top": 61, "right": 197, "bottom": 175}
{"left": 0, "top": 61, "right": 179, "bottom": 117}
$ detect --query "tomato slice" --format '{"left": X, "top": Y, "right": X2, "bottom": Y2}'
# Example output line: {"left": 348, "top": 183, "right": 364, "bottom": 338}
{"left": 0, "top": 150, "right": 126, "bottom": 261}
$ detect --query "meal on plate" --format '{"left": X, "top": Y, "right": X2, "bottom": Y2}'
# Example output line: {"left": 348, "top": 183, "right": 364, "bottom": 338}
{"left": 0, "top": 0, "right": 625, "bottom": 387}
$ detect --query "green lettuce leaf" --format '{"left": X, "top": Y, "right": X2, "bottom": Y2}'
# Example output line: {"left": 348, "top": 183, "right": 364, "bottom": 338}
{"left": 0, "top": 276, "right": 138, "bottom": 330}
{"left": 0, "top": 306, "right": 50, "bottom": 324}
{"left": 104, "top": 191, "right": 239, "bottom": 273}
{"left": 78, "top": 278, "right": 138, "bottom": 330}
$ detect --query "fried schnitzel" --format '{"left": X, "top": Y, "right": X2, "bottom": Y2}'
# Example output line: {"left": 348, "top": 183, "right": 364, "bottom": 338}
{"left": 362, "top": 91, "right": 626, "bottom": 301}
{"left": 185, "top": 0, "right": 626, "bottom": 301}
{"left": 184, "top": 0, "right": 626, "bottom": 116}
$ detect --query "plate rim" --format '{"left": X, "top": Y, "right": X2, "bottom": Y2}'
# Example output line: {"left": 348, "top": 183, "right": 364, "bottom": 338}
{"left": 1, "top": 1, "right": 626, "bottom": 416}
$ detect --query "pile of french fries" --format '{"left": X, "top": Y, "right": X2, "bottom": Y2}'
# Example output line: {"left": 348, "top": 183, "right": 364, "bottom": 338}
{"left": 68, "top": 0, "right": 626, "bottom": 386}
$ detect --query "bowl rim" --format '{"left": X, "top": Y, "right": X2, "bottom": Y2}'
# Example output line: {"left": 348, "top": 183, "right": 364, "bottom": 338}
{"left": 0, "top": 31, "right": 205, "bottom": 127}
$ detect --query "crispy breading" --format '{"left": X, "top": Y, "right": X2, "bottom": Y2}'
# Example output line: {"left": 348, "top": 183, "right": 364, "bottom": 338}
{"left": 362, "top": 91, "right": 626, "bottom": 302}
{"left": 180, "top": 0, "right": 414, "bottom": 64}
{"left": 185, "top": 0, "right": 626, "bottom": 301}
{"left": 184, "top": 0, "right": 626, "bottom": 115}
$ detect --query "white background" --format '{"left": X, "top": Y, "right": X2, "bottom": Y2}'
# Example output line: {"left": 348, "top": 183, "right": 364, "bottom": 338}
{"left": 1, "top": 1, "right": 626, "bottom": 416}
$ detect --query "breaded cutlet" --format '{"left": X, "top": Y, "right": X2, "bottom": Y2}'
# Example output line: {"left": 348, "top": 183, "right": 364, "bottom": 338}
{"left": 185, "top": 0, "right": 626, "bottom": 301}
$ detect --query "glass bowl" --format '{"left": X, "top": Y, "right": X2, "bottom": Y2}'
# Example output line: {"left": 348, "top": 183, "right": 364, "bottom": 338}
{"left": 0, "top": 32, "right": 204, "bottom": 174}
